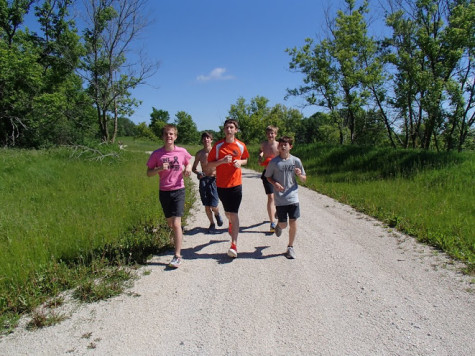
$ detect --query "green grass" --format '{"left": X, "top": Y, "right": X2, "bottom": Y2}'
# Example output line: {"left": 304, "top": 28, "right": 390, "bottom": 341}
{"left": 0, "top": 141, "right": 196, "bottom": 332}
{"left": 2, "top": 138, "right": 473, "bottom": 332}
{"left": 119, "top": 136, "right": 201, "bottom": 154}
{"left": 247, "top": 144, "right": 475, "bottom": 271}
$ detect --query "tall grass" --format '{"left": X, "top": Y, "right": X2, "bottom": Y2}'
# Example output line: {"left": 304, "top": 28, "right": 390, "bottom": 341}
{"left": 0, "top": 142, "right": 195, "bottom": 331}
{"left": 247, "top": 144, "right": 474, "bottom": 269}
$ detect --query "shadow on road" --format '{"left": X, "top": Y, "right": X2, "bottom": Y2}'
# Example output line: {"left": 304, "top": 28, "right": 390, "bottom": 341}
{"left": 147, "top": 220, "right": 282, "bottom": 269}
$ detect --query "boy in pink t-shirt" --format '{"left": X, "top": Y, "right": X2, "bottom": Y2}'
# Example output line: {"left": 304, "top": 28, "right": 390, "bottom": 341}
{"left": 147, "top": 124, "right": 192, "bottom": 268}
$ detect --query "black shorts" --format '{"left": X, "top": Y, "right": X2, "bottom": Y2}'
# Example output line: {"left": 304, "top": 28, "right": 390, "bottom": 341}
{"left": 276, "top": 203, "right": 300, "bottom": 223}
{"left": 159, "top": 188, "right": 185, "bottom": 218}
{"left": 217, "top": 185, "right": 242, "bottom": 213}
{"left": 261, "top": 170, "right": 274, "bottom": 195}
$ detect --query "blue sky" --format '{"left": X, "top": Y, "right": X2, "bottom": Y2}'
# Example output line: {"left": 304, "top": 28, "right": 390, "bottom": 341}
{"left": 130, "top": 0, "right": 357, "bottom": 132}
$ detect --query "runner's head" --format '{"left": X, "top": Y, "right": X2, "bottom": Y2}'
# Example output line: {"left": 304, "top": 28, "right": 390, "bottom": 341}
{"left": 277, "top": 136, "right": 293, "bottom": 154}
{"left": 223, "top": 119, "right": 239, "bottom": 140}
{"left": 223, "top": 118, "right": 239, "bottom": 130}
{"left": 265, "top": 125, "right": 278, "bottom": 134}
{"left": 265, "top": 125, "right": 278, "bottom": 140}
{"left": 201, "top": 131, "right": 213, "bottom": 145}
{"left": 162, "top": 124, "right": 178, "bottom": 137}
{"left": 162, "top": 124, "right": 178, "bottom": 144}
{"left": 278, "top": 136, "right": 293, "bottom": 146}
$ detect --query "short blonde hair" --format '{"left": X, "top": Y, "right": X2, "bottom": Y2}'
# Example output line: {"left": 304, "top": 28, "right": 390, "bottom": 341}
{"left": 162, "top": 124, "right": 178, "bottom": 136}
{"left": 266, "top": 125, "right": 279, "bottom": 134}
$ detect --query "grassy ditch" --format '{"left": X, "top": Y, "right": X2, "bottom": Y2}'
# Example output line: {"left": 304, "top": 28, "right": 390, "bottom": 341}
{"left": 247, "top": 144, "right": 474, "bottom": 272}
{"left": 0, "top": 142, "right": 196, "bottom": 333}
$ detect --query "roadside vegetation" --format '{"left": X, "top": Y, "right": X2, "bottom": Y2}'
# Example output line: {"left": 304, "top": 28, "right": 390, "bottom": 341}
{"left": 0, "top": 140, "right": 197, "bottom": 333}
{"left": 248, "top": 144, "right": 475, "bottom": 273}
{"left": 1, "top": 138, "right": 473, "bottom": 334}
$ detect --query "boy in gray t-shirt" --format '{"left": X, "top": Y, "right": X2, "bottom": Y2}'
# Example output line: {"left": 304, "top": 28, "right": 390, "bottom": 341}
{"left": 265, "top": 136, "right": 307, "bottom": 259}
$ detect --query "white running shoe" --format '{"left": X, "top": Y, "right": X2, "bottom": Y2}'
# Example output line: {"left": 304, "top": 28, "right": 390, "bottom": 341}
{"left": 285, "top": 246, "right": 296, "bottom": 259}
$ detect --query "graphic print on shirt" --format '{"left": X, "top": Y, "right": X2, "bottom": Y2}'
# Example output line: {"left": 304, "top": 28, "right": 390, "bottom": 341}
{"left": 282, "top": 163, "right": 295, "bottom": 172}
{"left": 162, "top": 156, "right": 180, "bottom": 170}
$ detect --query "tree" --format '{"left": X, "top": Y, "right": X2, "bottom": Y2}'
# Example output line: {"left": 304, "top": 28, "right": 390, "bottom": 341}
{"left": 0, "top": 36, "right": 41, "bottom": 146}
{"left": 28, "top": 0, "right": 95, "bottom": 147}
{"left": 0, "top": 0, "right": 95, "bottom": 147}
{"left": 174, "top": 111, "right": 199, "bottom": 144}
{"left": 227, "top": 96, "right": 304, "bottom": 143}
{"left": 267, "top": 104, "right": 304, "bottom": 139}
{"left": 384, "top": 0, "right": 475, "bottom": 150}
{"left": 287, "top": 0, "right": 475, "bottom": 150}
{"left": 149, "top": 107, "right": 169, "bottom": 137}
{"left": 0, "top": 0, "right": 35, "bottom": 46}
{"left": 0, "top": 0, "right": 38, "bottom": 146}
{"left": 135, "top": 121, "right": 155, "bottom": 140}
{"left": 287, "top": 0, "right": 378, "bottom": 145}
{"left": 228, "top": 96, "right": 270, "bottom": 143}
{"left": 81, "top": 0, "right": 158, "bottom": 143}
{"left": 116, "top": 116, "right": 136, "bottom": 136}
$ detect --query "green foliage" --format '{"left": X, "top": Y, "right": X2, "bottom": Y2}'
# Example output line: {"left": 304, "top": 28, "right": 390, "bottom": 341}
{"left": 228, "top": 96, "right": 304, "bottom": 144}
{"left": 0, "top": 39, "right": 42, "bottom": 146}
{"left": 72, "top": 267, "right": 135, "bottom": 303}
{"left": 0, "top": 0, "right": 98, "bottom": 148}
{"left": 81, "top": 0, "right": 154, "bottom": 143}
{"left": 287, "top": 0, "right": 379, "bottom": 145}
{"left": 383, "top": 0, "right": 475, "bottom": 150}
{"left": 287, "top": 0, "right": 475, "bottom": 151}
{"left": 174, "top": 111, "right": 199, "bottom": 144}
{"left": 116, "top": 117, "right": 137, "bottom": 137}
{"left": 149, "top": 107, "right": 170, "bottom": 137}
{"left": 0, "top": 145, "right": 196, "bottom": 330}
{"left": 135, "top": 122, "right": 157, "bottom": 141}
{"left": 247, "top": 143, "right": 474, "bottom": 268}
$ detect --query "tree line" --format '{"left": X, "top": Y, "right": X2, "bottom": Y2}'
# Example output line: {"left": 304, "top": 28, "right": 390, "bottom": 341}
{"left": 286, "top": 0, "right": 474, "bottom": 151}
{"left": 1, "top": 0, "right": 473, "bottom": 151}
{"left": 0, "top": 0, "right": 156, "bottom": 148}
{"left": 121, "top": 0, "right": 475, "bottom": 151}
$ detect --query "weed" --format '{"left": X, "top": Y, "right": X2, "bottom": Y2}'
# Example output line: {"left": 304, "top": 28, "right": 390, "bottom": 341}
{"left": 82, "top": 332, "right": 93, "bottom": 339}
{"left": 26, "top": 309, "right": 67, "bottom": 330}
{"left": 0, "top": 313, "right": 20, "bottom": 335}
{"left": 44, "top": 296, "right": 65, "bottom": 309}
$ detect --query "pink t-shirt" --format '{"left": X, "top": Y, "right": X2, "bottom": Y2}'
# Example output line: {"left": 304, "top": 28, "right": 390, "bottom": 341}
{"left": 146, "top": 146, "right": 192, "bottom": 191}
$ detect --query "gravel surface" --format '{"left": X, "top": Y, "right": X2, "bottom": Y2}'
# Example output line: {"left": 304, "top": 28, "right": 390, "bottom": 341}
{"left": 1, "top": 166, "right": 474, "bottom": 355}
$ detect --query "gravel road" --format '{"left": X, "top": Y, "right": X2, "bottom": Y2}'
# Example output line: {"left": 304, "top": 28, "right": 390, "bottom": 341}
{"left": 1, "top": 166, "right": 474, "bottom": 355}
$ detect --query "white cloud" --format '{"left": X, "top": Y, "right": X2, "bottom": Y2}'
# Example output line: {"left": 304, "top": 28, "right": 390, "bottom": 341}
{"left": 197, "top": 67, "right": 235, "bottom": 82}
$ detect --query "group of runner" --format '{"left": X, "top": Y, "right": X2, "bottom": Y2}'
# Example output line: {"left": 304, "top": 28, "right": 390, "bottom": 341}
{"left": 146, "top": 119, "right": 306, "bottom": 268}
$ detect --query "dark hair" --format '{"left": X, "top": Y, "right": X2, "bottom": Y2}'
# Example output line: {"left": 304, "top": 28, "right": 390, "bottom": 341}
{"left": 201, "top": 131, "right": 213, "bottom": 140}
{"left": 223, "top": 118, "right": 239, "bottom": 130}
{"left": 278, "top": 136, "right": 293, "bottom": 146}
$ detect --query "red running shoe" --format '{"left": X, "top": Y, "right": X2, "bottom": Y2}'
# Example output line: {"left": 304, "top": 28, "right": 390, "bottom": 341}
{"left": 227, "top": 243, "right": 237, "bottom": 258}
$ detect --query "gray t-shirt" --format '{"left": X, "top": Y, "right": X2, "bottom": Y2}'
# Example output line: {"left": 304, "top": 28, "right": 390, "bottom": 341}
{"left": 265, "top": 154, "right": 305, "bottom": 206}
